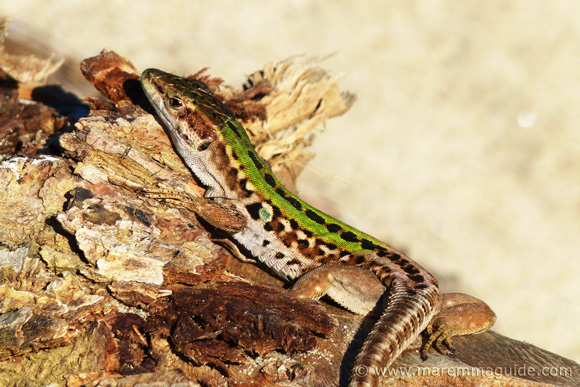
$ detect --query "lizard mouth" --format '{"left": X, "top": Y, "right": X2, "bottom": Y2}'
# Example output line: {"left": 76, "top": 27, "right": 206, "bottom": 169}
{"left": 141, "top": 71, "right": 174, "bottom": 124}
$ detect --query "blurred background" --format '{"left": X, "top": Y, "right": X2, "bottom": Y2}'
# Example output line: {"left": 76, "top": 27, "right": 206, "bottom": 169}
{"left": 2, "top": 1, "right": 579, "bottom": 363}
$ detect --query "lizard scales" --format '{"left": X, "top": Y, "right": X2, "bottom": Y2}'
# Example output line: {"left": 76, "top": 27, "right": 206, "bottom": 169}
{"left": 141, "top": 68, "right": 440, "bottom": 387}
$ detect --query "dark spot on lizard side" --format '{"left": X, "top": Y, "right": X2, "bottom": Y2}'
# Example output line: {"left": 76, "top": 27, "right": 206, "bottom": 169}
{"left": 402, "top": 265, "right": 421, "bottom": 276}
{"left": 376, "top": 249, "right": 403, "bottom": 260}
{"left": 227, "top": 121, "right": 245, "bottom": 139}
{"left": 248, "top": 151, "right": 264, "bottom": 170}
{"left": 286, "top": 259, "right": 302, "bottom": 266}
{"left": 271, "top": 204, "right": 282, "bottom": 218}
{"left": 287, "top": 196, "right": 302, "bottom": 210}
{"left": 245, "top": 203, "right": 262, "bottom": 220}
{"left": 390, "top": 252, "right": 402, "bottom": 262}
{"left": 400, "top": 264, "right": 419, "bottom": 277}
{"left": 323, "top": 241, "right": 337, "bottom": 250}
{"left": 262, "top": 240, "right": 271, "bottom": 247}
{"left": 289, "top": 218, "right": 299, "bottom": 230}
{"left": 274, "top": 252, "right": 285, "bottom": 259}
{"left": 355, "top": 255, "right": 366, "bottom": 265}
{"left": 326, "top": 223, "right": 341, "bottom": 233}
{"left": 264, "top": 173, "right": 276, "bottom": 187}
{"left": 340, "top": 231, "right": 359, "bottom": 243}
{"left": 305, "top": 209, "right": 325, "bottom": 225}
{"left": 361, "top": 238, "right": 379, "bottom": 250}
{"left": 340, "top": 254, "right": 367, "bottom": 266}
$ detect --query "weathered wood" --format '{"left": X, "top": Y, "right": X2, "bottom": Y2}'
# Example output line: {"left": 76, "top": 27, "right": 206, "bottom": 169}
{"left": 0, "top": 29, "right": 578, "bottom": 386}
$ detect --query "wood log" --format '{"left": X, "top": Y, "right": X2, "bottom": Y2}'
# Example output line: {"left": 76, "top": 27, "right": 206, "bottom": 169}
{"left": 0, "top": 27, "right": 578, "bottom": 387}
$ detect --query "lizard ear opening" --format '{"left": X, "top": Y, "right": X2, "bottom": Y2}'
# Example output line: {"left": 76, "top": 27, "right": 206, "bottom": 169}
{"left": 197, "top": 141, "right": 212, "bottom": 152}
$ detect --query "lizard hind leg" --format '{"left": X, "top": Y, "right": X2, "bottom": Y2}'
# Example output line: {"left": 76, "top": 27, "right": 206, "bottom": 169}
{"left": 420, "top": 292, "right": 497, "bottom": 360}
{"left": 287, "top": 254, "right": 442, "bottom": 386}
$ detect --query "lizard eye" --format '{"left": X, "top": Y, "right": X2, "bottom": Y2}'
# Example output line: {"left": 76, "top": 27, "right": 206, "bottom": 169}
{"left": 197, "top": 141, "right": 212, "bottom": 151}
{"left": 169, "top": 97, "right": 183, "bottom": 109}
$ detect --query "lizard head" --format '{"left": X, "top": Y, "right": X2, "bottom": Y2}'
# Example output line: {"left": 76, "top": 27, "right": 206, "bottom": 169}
{"left": 141, "top": 68, "right": 235, "bottom": 153}
{"left": 141, "top": 68, "right": 260, "bottom": 199}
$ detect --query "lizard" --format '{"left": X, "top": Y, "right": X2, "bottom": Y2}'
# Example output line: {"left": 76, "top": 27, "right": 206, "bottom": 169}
{"left": 140, "top": 68, "right": 496, "bottom": 387}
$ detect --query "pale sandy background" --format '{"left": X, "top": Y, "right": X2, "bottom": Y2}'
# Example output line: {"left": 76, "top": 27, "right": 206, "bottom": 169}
{"left": 2, "top": 1, "right": 579, "bottom": 363}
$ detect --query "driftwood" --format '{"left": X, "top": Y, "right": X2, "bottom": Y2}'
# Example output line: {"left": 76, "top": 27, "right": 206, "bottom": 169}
{"left": 0, "top": 25, "right": 579, "bottom": 387}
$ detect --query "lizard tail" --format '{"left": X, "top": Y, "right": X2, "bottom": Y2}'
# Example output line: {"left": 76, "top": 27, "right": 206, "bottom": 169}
{"left": 349, "top": 279, "right": 439, "bottom": 387}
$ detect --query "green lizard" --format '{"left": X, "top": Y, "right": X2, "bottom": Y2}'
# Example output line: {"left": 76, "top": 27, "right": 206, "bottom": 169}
{"left": 141, "top": 68, "right": 496, "bottom": 387}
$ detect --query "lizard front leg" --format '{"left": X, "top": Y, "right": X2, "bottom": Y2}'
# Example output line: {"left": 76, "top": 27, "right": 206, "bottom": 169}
{"left": 142, "top": 187, "right": 247, "bottom": 233}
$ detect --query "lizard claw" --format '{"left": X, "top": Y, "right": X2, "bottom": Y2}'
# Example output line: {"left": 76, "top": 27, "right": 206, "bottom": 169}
{"left": 420, "top": 324, "right": 456, "bottom": 360}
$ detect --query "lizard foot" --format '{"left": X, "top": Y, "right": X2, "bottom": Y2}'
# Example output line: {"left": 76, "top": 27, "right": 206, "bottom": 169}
{"left": 420, "top": 292, "right": 496, "bottom": 360}
{"left": 421, "top": 323, "right": 456, "bottom": 360}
